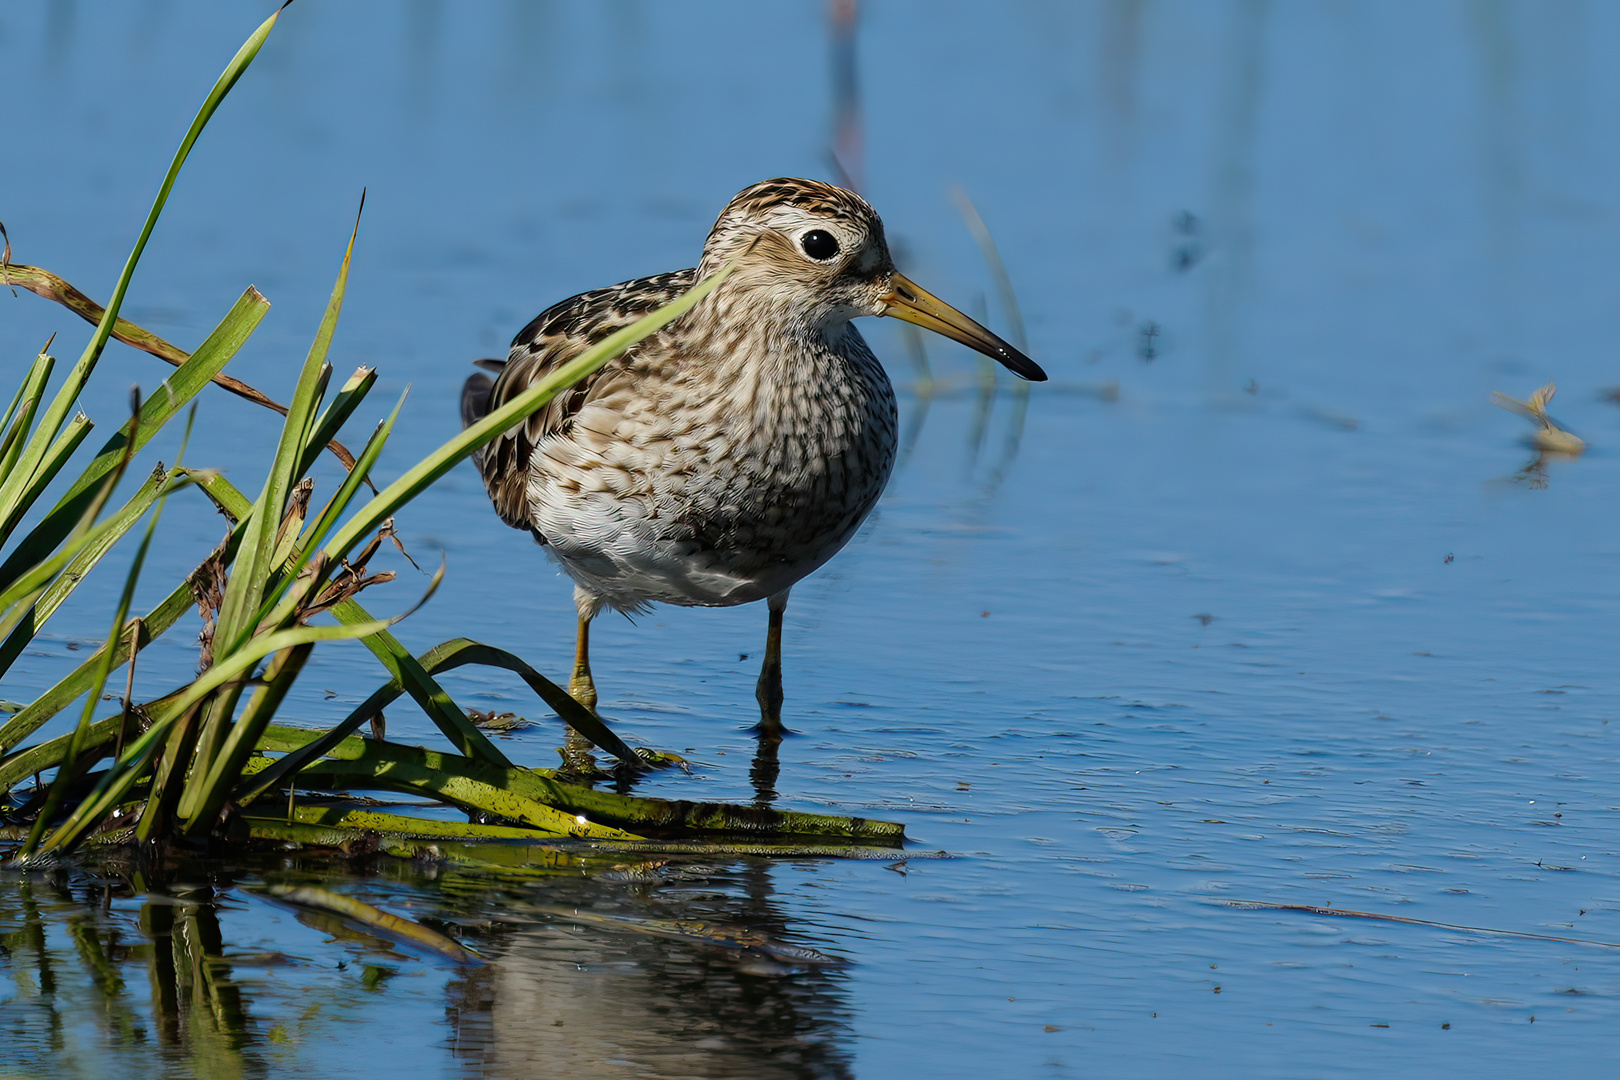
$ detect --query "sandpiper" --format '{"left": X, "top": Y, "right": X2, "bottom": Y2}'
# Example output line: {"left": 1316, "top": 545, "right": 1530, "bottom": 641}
{"left": 462, "top": 177, "right": 1044, "bottom": 739}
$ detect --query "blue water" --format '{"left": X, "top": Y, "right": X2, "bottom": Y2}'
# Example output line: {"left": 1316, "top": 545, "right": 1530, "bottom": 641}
{"left": 4, "top": 2, "right": 1620, "bottom": 1077}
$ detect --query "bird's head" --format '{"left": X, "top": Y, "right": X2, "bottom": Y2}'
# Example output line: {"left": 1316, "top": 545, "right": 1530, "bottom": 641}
{"left": 698, "top": 177, "right": 1046, "bottom": 381}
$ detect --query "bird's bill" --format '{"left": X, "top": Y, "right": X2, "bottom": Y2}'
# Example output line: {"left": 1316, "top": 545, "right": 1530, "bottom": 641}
{"left": 878, "top": 273, "right": 1047, "bottom": 381}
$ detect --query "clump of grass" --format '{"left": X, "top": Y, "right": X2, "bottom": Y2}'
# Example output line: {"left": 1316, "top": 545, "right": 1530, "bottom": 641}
{"left": 0, "top": 9, "right": 901, "bottom": 867}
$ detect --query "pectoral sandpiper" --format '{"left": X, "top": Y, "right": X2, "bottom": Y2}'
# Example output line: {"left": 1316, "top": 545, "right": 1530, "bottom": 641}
{"left": 461, "top": 177, "right": 1044, "bottom": 741}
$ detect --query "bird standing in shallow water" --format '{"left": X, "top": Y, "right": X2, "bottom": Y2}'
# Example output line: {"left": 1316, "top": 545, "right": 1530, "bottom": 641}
{"left": 462, "top": 178, "right": 1044, "bottom": 743}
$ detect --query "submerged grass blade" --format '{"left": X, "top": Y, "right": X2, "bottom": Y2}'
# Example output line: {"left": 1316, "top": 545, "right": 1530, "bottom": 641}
{"left": 267, "top": 802, "right": 572, "bottom": 842}
{"left": 260, "top": 885, "right": 479, "bottom": 963}
{"left": 253, "top": 725, "right": 904, "bottom": 841}
{"left": 242, "top": 733, "right": 640, "bottom": 840}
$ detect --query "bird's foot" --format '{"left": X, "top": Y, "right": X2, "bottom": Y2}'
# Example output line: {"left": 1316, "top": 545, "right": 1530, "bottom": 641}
{"left": 753, "top": 672, "right": 785, "bottom": 741}
{"left": 746, "top": 712, "right": 793, "bottom": 742}
{"left": 568, "top": 669, "right": 598, "bottom": 712}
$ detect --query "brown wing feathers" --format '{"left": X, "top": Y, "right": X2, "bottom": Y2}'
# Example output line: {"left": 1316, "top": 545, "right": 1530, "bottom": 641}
{"left": 460, "top": 269, "right": 698, "bottom": 533}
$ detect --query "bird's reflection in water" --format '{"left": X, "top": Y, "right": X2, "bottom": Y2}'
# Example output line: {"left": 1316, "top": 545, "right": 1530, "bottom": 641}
{"left": 446, "top": 863, "right": 855, "bottom": 1080}
{"left": 1496, "top": 448, "right": 1583, "bottom": 490}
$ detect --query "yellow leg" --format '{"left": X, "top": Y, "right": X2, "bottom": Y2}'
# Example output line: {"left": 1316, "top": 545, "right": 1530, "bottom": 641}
{"left": 754, "top": 595, "right": 786, "bottom": 740}
{"left": 570, "top": 617, "right": 598, "bottom": 710}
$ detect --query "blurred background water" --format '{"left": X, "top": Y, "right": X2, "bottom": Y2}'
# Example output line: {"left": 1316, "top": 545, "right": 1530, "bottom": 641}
{"left": 3, "top": 1, "right": 1620, "bottom": 1077}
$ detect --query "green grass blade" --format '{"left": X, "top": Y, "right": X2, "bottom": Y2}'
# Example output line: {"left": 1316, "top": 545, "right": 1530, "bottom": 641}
{"left": 0, "top": 288, "right": 269, "bottom": 592}
{"left": 247, "top": 732, "right": 639, "bottom": 839}
{"left": 296, "top": 410, "right": 393, "bottom": 558}
{"left": 0, "top": 413, "right": 95, "bottom": 539}
{"left": 38, "top": 726, "right": 168, "bottom": 854}
{"left": 0, "top": 497, "right": 249, "bottom": 754}
{"left": 0, "top": 484, "right": 144, "bottom": 642}
{"left": 253, "top": 725, "right": 904, "bottom": 841}
{"left": 294, "top": 365, "right": 377, "bottom": 482}
{"left": 21, "top": 452, "right": 172, "bottom": 856}
{"left": 415, "top": 638, "right": 639, "bottom": 765}
{"left": 259, "top": 803, "right": 569, "bottom": 843}
{"left": 0, "top": 349, "right": 55, "bottom": 493}
{"left": 253, "top": 390, "right": 401, "bottom": 629}
{"left": 0, "top": 345, "right": 51, "bottom": 443}
{"left": 0, "top": 715, "right": 122, "bottom": 798}
{"left": 0, "top": 407, "right": 35, "bottom": 483}
{"left": 0, "top": 466, "right": 174, "bottom": 680}
{"left": 327, "top": 599, "right": 512, "bottom": 767}
{"left": 180, "top": 642, "right": 314, "bottom": 838}
{"left": 236, "top": 634, "right": 637, "bottom": 802}
{"left": 178, "top": 465, "right": 253, "bottom": 519}
{"left": 41, "top": 616, "right": 396, "bottom": 854}
{"left": 213, "top": 206, "right": 359, "bottom": 658}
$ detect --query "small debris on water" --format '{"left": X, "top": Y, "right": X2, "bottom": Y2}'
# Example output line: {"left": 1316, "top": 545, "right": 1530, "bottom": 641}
{"left": 466, "top": 709, "right": 532, "bottom": 733}
{"left": 1492, "top": 381, "right": 1585, "bottom": 455}
{"left": 1137, "top": 320, "right": 1161, "bottom": 362}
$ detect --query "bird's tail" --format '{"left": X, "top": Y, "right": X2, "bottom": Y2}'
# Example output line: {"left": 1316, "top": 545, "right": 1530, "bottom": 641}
{"left": 460, "top": 358, "right": 507, "bottom": 429}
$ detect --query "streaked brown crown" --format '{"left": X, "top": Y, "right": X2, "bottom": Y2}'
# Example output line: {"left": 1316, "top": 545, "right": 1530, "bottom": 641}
{"left": 697, "top": 178, "right": 888, "bottom": 274}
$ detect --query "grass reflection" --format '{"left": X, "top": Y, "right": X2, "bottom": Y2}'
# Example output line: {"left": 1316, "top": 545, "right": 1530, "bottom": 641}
{"left": 1, "top": 853, "right": 859, "bottom": 1080}
{"left": 3, "top": 873, "right": 258, "bottom": 1078}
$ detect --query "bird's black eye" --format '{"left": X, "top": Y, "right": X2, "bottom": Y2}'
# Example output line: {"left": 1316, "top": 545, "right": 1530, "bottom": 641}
{"left": 800, "top": 229, "right": 840, "bottom": 261}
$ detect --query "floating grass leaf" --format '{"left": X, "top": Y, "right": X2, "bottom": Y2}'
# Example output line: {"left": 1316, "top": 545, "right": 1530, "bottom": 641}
{"left": 250, "top": 724, "right": 903, "bottom": 842}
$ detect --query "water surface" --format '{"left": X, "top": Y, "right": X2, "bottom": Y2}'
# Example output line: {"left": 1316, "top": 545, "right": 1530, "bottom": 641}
{"left": 3, "top": 2, "right": 1620, "bottom": 1077}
